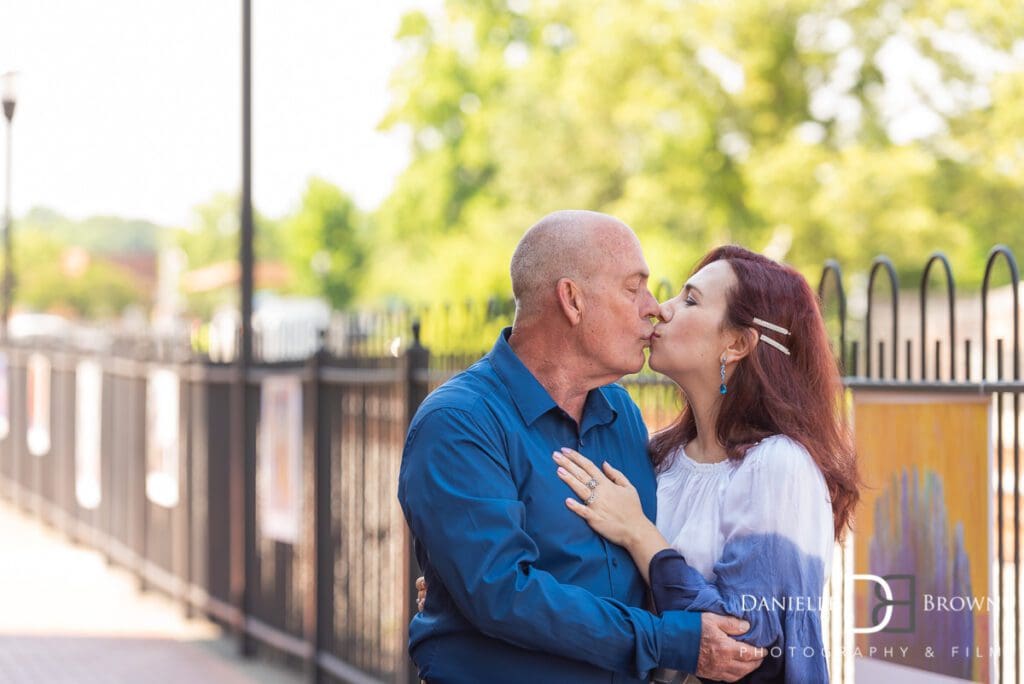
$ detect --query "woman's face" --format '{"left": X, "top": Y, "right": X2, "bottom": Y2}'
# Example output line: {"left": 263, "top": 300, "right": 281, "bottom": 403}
{"left": 649, "top": 259, "right": 738, "bottom": 382}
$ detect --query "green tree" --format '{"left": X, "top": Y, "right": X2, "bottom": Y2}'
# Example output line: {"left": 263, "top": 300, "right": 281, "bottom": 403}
{"left": 282, "top": 178, "right": 366, "bottom": 309}
{"left": 10, "top": 230, "right": 144, "bottom": 318}
{"left": 366, "top": 0, "right": 1024, "bottom": 305}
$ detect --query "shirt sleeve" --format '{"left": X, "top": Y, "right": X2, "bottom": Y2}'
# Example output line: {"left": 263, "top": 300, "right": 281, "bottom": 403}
{"left": 398, "top": 406, "right": 701, "bottom": 678}
{"left": 648, "top": 437, "right": 834, "bottom": 682}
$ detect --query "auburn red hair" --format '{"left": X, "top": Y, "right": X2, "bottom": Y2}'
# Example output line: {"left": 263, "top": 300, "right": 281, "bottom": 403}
{"left": 649, "top": 245, "right": 860, "bottom": 541}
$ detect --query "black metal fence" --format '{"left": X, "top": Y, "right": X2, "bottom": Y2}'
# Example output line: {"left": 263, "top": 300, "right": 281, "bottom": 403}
{"left": 0, "top": 244, "right": 1021, "bottom": 683}
{"left": 0, "top": 327, "right": 426, "bottom": 684}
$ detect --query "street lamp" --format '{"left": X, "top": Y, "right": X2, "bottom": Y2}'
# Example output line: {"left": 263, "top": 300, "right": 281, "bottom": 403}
{"left": 2, "top": 71, "right": 17, "bottom": 339}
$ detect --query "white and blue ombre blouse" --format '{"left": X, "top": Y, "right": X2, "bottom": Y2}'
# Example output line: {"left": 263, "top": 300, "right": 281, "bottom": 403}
{"left": 651, "top": 434, "right": 834, "bottom": 683}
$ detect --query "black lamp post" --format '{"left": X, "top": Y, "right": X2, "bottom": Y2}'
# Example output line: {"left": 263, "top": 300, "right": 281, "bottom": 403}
{"left": 1, "top": 71, "right": 16, "bottom": 340}
{"left": 232, "top": 0, "right": 256, "bottom": 657}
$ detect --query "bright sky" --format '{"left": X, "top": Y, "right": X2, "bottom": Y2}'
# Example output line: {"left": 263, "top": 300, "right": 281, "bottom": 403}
{"left": 0, "top": 1, "right": 442, "bottom": 227}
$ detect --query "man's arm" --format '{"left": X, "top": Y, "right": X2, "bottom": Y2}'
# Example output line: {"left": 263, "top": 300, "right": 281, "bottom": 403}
{"left": 398, "top": 406, "right": 700, "bottom": 678}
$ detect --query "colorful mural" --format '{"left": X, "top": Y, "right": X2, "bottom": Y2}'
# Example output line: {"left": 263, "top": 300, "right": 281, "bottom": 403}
{"left": 853, "top": 392, "right": 991, "bottom": 683}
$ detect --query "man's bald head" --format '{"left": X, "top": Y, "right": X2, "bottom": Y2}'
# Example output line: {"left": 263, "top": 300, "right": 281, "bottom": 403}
{"left": 510, "top": 210, "right": 639, "bottom": 319}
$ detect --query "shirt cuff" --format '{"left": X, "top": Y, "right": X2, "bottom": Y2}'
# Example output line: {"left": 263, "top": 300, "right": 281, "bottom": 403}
{"left": 654, "top": 607, "right": 701, "bottom": 675}
{"left": 649, "top": 548, "right": 691, "bottom": 614}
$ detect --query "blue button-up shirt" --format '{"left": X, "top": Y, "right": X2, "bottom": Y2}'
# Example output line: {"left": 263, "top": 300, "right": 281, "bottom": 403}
{"left": 398, "top": 328, "right": 701, "bottom": 683}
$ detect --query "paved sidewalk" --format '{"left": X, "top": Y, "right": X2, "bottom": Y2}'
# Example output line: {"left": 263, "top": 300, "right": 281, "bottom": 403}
{"left": 0, "top": 499, "right": 304, "bottom": 684}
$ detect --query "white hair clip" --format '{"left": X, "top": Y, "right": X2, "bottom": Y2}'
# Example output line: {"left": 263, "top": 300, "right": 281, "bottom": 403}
{"left": 753, "top": 317, "right": 790, "bottom": 336}
{"left": 752, "top": 317, "right": 791, "bottom": 355}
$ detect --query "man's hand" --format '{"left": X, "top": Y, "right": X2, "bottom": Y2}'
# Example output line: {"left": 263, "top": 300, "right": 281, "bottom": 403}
{"left": 695, "top": 613, "right": 764, "bottom": 682}
{"left": 416, "top": 576, "right": 427, "bottom": 612}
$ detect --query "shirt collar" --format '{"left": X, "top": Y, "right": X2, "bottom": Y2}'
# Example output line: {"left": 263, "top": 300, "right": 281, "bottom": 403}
{"left": 487, "top": 327, "right": 618, "bottom": 430}
{"left": 580, "top": 384, "right": 618, "bottom": 434}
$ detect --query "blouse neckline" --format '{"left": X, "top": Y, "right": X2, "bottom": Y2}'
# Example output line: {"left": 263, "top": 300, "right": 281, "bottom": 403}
{"left": 674, "top": 443, "right": 732, "bottom": 473}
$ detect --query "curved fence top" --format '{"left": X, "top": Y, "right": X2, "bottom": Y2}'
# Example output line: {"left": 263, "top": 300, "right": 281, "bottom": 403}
{"left": 982, "top": 245, "right": 1021, "bottom": 381}
{"left": 865, "top": 255, "right": 900, "bottom": 380}
{"left": 817, "top": 259, "right": 847, "bottom": 373}
{"left": 919, "top": 252, "right": 957, "bottom": 381}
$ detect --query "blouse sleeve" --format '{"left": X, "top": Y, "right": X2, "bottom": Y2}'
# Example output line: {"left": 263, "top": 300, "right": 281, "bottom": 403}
{"left": 648, "top": 436, "right": 834, "bottom": 682}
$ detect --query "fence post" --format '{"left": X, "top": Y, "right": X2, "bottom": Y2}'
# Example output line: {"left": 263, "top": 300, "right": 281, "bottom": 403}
{"left": 229, "top": 338, "right": 250, "bottom": 651}
{"left": 402, "top": 320, "right": 429, "bottom": 684}
{"left": 180, "top": 357, "right": 194, "bottom": 619}
{"left": 12, "top": 348, "right": 24, "bottom": 511}
{"left": 135, "top": 338, "right": 149, "bottom": 593}
{"left": 307, "top": 331, "right": 329, "bottom": 684}
{"left": 0, "top": 343, "right": 8, "bottom": 502}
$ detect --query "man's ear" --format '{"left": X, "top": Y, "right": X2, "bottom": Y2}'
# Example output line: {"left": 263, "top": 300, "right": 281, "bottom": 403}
{"left": 556, "top": 277, "right": 584, "bottom": 326}
{"left": 724, "top": 327, "right": 757, "bottom": 364}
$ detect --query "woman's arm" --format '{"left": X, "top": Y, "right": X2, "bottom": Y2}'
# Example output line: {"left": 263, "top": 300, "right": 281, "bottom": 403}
{"left": 623, "top": 521, "right": 674, "bottom": 586}
{"left": 646, "top": 538, "right": 784, "bottom": 648}
{"left": 557, "top": 439, "right": 834, "bottom": 665}
{"left": 555, "top": 447, "right": 761, "bottom": 626}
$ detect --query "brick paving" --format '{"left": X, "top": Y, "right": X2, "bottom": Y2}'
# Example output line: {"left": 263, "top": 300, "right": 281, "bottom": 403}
{"left": 0, "top": 499, "right": 304, "bottom": 684}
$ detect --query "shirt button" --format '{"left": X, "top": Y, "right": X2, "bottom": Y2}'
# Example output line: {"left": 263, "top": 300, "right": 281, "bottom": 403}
{"left": 612, "top": 558, "right": 619, "bottom": 568}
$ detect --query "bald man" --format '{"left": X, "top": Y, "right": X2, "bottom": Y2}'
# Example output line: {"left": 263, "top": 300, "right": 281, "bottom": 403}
{"left": 398, "top": 211, "right": 760, "bottom": 683}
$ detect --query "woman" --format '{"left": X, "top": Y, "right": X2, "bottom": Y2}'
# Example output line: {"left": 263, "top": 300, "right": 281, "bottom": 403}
{"left": 554, "top": 245, "right": 859, "bottom": 682}
{"left": 418, "top": 246, "right": 859, "bottom": 682}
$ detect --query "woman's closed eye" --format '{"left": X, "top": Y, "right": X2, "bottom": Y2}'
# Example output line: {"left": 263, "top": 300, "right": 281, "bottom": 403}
{"left": 685, "top": 296, "right": 698, "bottom": 306}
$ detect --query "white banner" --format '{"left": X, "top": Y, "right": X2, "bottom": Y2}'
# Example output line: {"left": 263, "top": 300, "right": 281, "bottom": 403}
{"left": 145, "top": 368, "right": 179, "bottom": 508}
{"left": 0, "top": 352, "right": 9, "bottom": 440}
{"left": 75, "top": 360, "right": 103, "bottom": 510}
{"left": 26, "top": 354, "right": 51, "bottom": 457}
{"left": 258, "top": 375, "right": 303, "bottom": 543}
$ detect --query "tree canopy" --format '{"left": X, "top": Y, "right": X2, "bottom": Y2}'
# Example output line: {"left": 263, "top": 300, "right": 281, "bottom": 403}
{"left": 364, "top": 0, "right": 1024, "bottom": 302}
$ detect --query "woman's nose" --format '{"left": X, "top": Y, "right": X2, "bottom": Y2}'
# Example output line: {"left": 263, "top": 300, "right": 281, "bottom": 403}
{"left": 657, "top": 300, "right": 673, "bottom": 322}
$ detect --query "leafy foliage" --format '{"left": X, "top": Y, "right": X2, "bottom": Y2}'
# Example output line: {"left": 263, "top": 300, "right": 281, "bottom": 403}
{"left": 281, "top": 178, "right": 367, "bottom": 310}
{"left": 8, "top": 229, "right": 144, "bottom": 319}
{"left": 366, "top": 0, "right": 1024, "bottom": 301}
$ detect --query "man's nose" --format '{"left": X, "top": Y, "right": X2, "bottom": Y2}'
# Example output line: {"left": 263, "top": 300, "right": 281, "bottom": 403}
{"left": 640, "top": 289, "right": 660, "bottom": 320}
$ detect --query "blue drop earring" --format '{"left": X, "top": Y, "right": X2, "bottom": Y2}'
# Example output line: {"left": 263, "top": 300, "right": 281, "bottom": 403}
{"left": 719, "top": 357, "right": 727, "bottom": 395}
